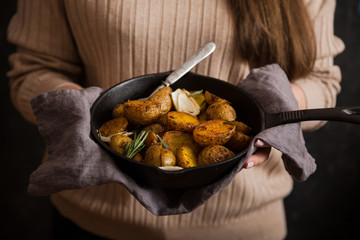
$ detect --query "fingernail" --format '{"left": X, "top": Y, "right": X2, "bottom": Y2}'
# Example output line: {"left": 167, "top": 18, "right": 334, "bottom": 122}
{"left": 255, "top": 139, "right": 265, "bottom": 147}
{"left": 245, "top": 161, "right": 254, "bottom": 169}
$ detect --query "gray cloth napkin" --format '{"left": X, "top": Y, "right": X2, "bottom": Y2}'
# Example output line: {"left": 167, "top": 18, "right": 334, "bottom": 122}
{"left": 28, "top": 64, "right": 316, "bottom": 216}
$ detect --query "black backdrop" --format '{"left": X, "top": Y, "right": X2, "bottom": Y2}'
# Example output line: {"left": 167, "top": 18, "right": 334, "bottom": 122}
{"left": 1, "top": 1, "right": 359, "bottom": 239}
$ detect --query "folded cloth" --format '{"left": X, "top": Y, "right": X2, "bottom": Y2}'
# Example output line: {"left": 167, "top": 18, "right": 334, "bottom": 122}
{"left": 28, "top": 64, "right": 316, "bottom": 216}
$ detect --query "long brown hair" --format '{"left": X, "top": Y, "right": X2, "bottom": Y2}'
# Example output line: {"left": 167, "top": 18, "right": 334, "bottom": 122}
{"left": 230, "top": 0, "right": 316, "bottom": 80}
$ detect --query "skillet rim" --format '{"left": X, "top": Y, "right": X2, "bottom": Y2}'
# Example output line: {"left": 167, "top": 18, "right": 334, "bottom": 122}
{"left": 90, "top": 71, "right": 265, "bottom": 177}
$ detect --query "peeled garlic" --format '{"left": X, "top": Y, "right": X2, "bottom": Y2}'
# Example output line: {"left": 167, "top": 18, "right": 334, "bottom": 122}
{"left": 171, "top": 89, "right": 200, "bottom": 116}
{"left": 159, "top": 166, "right": 183, "bottom": 171}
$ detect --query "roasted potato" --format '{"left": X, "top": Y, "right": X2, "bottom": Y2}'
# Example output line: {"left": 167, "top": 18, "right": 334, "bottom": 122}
{"left": 133, "top": 153, "right": 143, "bottom": 162}
{"left": 226, "top": 131, "right": 252, "bottom": 152}
{"left": 193, "top": 120, "right": 236, "bottom": 146}
{"left": 149, "top": 86, "right": 173, "bottom": 114}
{"left": 142, "top": 123, "right": 166, "bottom": 147}
{"left": 160, "top": 148, "right": 177, "bottom": 166}
{"left": 144, "top": 143, "right": 163, "bottom": 167}
{"left": 162, "top": 130, "right": 201, "bottom": 155}
{"left": 167, "top": 111, "right": 199, "bottom": 132}
{"left": 197, "top": 111, "right": 207, "bottom": 123}
{"left": 157, "top": 113, "right": 168, "bottom": 129}
{"left": 112, "top": 103, "right": 124, "bottom": 118}
{"left": 177, "top": 146, "right": 198, "bottom": 168}
{"left": 124, "top": 100, "right": 162, "bottom": 125}
{"left": 233, "top": 121, "right": 252, "bottom": 135}
{"left": 198, "top": 145, "right": 235, "bottom": 166}
{"left": 144, "top": 131, "right": 159, "bottom": 147}
{"left": 204, "top": 91, "right": 230, "bottom": 105}
{"left": 206, "top": 101, "right": 237, "bottom": 122}
{"left": 99, "top": 117, "right": 128, "bottom": 137}
{"left": 109, "top": 134, "right": 133, "bottom": 154}
{"left": 142, "top": 123, "right": 165, "bottom": 134}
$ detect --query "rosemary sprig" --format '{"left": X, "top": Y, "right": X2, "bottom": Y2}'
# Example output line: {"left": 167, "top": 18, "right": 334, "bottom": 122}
{"left": 156, "top": 134, "right": 171, "bottom": 150}
{"left": 124, "top": 130, "right": 151, "bottom": 159}
{"left": 188, "top": 90, "right": 203, "bottom": 97}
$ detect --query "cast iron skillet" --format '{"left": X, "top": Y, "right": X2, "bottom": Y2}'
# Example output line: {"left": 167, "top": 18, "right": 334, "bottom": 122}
{"left": 90, "top": 71, "right": 360, "bottom": 190}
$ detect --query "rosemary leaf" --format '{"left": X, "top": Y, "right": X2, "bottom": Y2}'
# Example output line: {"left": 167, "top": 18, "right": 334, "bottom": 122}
{"left": 157, "top": 134, "right": 171, "bottom": 150}
{"left": 124, "top": 130, "right": 151, "bottom": 159}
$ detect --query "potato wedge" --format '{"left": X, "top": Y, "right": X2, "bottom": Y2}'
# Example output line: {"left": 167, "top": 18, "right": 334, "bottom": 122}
{"left": 133, "top": 153, "right": 143, "bottom": 162}
{"left": 198, "top": 145, "right": 235, "bottom": 166}
{"left": 157, "top": 114, "right": 168, "bottom": 129}
{"left": 160, "top": 148, "right": 177, "bottom": 166}
{"left": 198, "top": 111, "right": 207, "bottom": 123}
{"left": 167, "top": 111, "right": 199, "bottom": 132}
{"left": 144, "top": 131, "right": 159, "bottom": 147}
{"left": 142, "top": 123, "right": 165, "bottom": 134}
{"left": 144, "top": 143, "right": 163, "bottom": 167}
{"left": 206, "top": 102, "right": 237, "bottom": 122}
{"left": 226, "top": 131, "right": 252, "bottom": 152}
{"left": 162, "top": 130, "right": 200, "bottom": 155}
{"left": 109, "top": 134, "right": 133, "bottom": 154}
{"left": 124, "top": 100, "right": 162, "bottom": 125}
{"left": 149, "top": 86, "right": 173, "bottom": 114}
{"left": 193, "top": 120, "right": 235, "bottom": 146}
{"left": 177, "top": 146, "right": 198, "bottom": 168}
{"left": 233, "top": 121, "right": 252, "bottom": 135}
{"left": 204, "top": 91, "right": 230, "bottom": 105}
{"left": 112, "top": 103, "right": 124, "bottom": 118}
{"left": 99, "top": 117, "right": 128, "bottom": 137}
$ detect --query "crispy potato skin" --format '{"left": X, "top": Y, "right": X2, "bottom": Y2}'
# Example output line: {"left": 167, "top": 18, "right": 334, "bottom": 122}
{"left": 144, "top": 143, "right": 163, "bottom": 167}
{"left": 149, "top": 86, "right": 173, "bottom": 114}
{"left": 144, "top": 131, "right": 159, "bottom": 147}
{"left": 157, "top": 114, "right": 168, "bottom": 129}
{"left": 226, "top": 131, "right": 252, "bottom": 152}
{"left": 160, "top": 148, "right": 177, "bottom": 166}
{"left": 124, "top": 100, "right": 162, "bottom": 125}
{"left": 193, "top": 120, "right": 235, "bottom": 147}
{"left": 233, "top": 121, "right": 252, "bottom": 135}
{"left": 109, "top": 134, "right": 133, "bottom": 154}
{"left": 162, "top": 130, "right": 200, "bottom": 155}
{"left": 197, "top": 112, "right": 207, "bottom": 123}
{"left": 99, "top": 117, "right": 128, "bottom": 137}
{"left": 112, "top": 103, "right": 125, "bottom": 118}
{"left": 204, "top": 91, "right": 229, "bottom": 105}
{"left": 142, "top": 123, "right": 165, "bottom": 134}
{"left": 167, "top": 111, "right": 199, "bottom": 132}
{"left": 206, "top": 102, "right": 237, "bottom": 122}
{"left": 198, "top": 145, "right": 235, "bottom": 166}
{"left": 143, "top": 123, "right": 166, "bottom": 147}
{"left": 133, "top": 153, "right": 143, "bottom": 162}
{"left": 177, "top": 146, "right": 198, "bottom": 168}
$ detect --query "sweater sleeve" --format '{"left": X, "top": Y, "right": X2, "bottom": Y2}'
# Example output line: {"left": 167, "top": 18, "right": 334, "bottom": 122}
{"left": 294, "top": 0, "right": 345, "bottom": 131}
{"left": 7, "top": 0, "right": 83, "bottom": 124}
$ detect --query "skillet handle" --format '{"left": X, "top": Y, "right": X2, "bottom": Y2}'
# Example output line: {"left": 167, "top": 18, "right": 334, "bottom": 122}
{"left": 265, "top": 106, "right": 360, "bottom": 129}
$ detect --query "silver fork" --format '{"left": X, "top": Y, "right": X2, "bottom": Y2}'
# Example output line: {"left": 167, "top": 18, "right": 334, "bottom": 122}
{"left": 139, "top": 42, "right": 216, "bottom": 100}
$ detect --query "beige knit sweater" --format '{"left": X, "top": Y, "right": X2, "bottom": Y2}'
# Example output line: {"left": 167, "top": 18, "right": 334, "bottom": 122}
{"left": 7, "top": 0, "right": 344, "bottom": 239}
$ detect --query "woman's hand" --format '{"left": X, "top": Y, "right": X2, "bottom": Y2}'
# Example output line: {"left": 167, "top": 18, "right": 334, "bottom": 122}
{"left": 243, "top": 82, "right": 307, "bottom": 169}
{"left": 243, "top": 139, "right": 271, "bottom": 169}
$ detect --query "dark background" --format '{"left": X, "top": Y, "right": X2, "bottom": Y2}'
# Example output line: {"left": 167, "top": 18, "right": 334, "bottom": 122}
{"left": 1, "top": 1, "right": 359, "bottom": 239}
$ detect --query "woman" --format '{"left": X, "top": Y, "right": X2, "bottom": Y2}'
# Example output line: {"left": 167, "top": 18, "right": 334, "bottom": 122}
{"left": 7, "top": 0, "right": 344, "bottom": 239}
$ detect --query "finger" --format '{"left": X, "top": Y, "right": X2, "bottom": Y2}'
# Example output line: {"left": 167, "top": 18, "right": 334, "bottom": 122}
{"left": 254, "top": 139, "right": 270, "bottom": 148}
{"left": 243, "top": 147, "right": 271, "bottom": 169}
